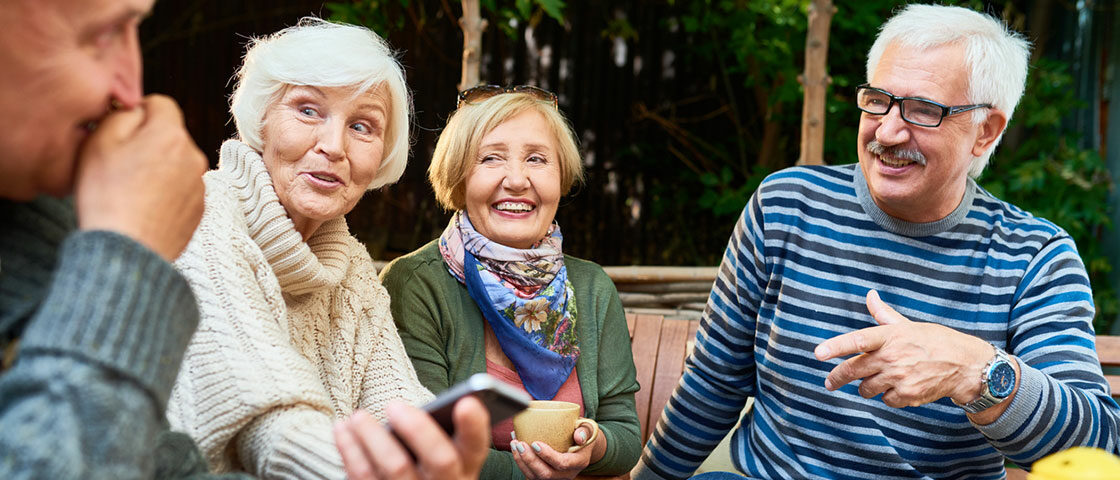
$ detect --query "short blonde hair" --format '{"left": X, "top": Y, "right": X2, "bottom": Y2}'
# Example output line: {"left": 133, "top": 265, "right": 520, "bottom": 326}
{"left": 428, "top": 93, "right": 583, "bottom": 211}
{"left": 229, "top": 17, "right": 411, "bottom": 190}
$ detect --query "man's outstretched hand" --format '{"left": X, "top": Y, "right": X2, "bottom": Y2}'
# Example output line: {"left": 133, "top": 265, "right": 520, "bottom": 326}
{"left": 814, "top": 290, "right": 1000, "bottom": 410}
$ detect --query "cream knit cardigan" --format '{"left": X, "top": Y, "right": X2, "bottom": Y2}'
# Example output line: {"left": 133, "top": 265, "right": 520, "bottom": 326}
{"left": 168, "top": 140, "right": 434, "bottom": 479}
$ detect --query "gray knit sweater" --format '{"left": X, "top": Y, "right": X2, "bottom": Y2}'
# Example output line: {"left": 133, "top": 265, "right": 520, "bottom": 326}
{"left": 0, "top": 196, "right": 201, "bottom": 479}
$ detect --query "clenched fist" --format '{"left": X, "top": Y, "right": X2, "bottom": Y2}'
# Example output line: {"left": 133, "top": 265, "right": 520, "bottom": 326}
{"left": 74, "top": 95, "right": 207, "bottom": 262}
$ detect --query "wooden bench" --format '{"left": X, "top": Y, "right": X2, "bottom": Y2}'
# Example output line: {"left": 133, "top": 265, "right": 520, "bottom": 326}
{"left": 1097, "top": 335, "right": 1120, "bottom": 397}
{"left": 625, "top": 313, "right": 701, "bottom": 442}
{"left": 611, "top": 313, "right": 1120, "bottom": 480}
{"left": 576, "top": 313, "right": 699, "bottom": 480}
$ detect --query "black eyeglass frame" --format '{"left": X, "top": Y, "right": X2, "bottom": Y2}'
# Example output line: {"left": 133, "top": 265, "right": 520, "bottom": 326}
{"left": 456, "top": 85, "right": 558, "bottom": 109}
{"left": 855, "top": 83, "right": 992, "bottom": 127}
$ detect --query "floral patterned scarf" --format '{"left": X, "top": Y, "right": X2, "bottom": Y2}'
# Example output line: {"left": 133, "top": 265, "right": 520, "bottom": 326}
{"left": 439, "top": 212, "right": 579, "bottom": 400}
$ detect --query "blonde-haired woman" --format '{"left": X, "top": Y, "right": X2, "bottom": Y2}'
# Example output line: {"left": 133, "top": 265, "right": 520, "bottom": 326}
{"left": 382, "top": 86, "right": 641, "bottom": 479}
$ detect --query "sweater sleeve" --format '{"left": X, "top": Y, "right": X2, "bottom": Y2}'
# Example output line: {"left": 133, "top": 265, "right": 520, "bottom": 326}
{"left": 579, "top": 269, "right": 642, "bottom": 476}
{"left": 0, "top": 228, "right": 199, "bottom": 479}
{"left": 632, "top": 194, "right": 767, "bottom": 480}
{"left": 167, "top": 209, "right": 340, "bottom": 478}
{"left": 357, "top": 261, "right": 434, "bottom": 415}
{"left": 235, "top": 407, "right": 345, "bottom": 479}
{"left": 380, "top": 255, "right": 457, "bottom": 396}
{"left": 975, "top": 234, "right": 1120, "bottom": 464}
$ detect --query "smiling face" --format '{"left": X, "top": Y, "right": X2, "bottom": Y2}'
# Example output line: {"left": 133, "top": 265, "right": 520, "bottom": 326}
{"left": 0, "top": 0, "right": 151, "bottom": 200}
{"left": 857, "top": 42, "right": 1005, "bottom": 223}
{"left": 464, "top": 110, "right": 562, "bottom": 249}
{"left": 260, "top": 85, "right": 388, "bottom": 239}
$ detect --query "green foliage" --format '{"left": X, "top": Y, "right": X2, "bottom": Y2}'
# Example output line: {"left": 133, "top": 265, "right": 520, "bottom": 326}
{"left": 698, "top": 166, "right": 769, "bottom": 218}
{"left": 325, "top": 0, "right": 412, "bottom": 33}
{"left": 325, "top": 0, "right": 565, "bottom": 38}
{"left": 980, "top": 59, "right": 1116, "bottom": 333}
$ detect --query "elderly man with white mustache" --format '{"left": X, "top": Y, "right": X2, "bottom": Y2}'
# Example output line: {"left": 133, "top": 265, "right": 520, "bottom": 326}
{"left": 631, "top": 4, "right": 1119, "bottom": 480}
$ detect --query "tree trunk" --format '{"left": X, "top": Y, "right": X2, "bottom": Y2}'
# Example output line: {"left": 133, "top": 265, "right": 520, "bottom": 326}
{"left": 458, "top": 0, "right": 487, "bottom": 91}
{"left": 797, "top": 0, "right": 835, "bottom": 166}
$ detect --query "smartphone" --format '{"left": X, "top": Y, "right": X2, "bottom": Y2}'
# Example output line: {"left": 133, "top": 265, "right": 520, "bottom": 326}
{"left": 421, "top": 373, "right": 532, "bottom": 436}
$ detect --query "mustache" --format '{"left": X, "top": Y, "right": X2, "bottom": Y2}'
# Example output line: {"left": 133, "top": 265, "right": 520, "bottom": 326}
{"left": 866, "top": 140, "right": 926, "bottom": 165}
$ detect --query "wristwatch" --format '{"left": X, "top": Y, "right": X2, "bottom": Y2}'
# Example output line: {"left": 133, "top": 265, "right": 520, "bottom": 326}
{"left": 954, "top": 345, "right": 1017, "bottom": 414}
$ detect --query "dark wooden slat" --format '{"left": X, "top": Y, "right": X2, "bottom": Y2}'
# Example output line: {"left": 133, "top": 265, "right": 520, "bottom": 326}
{"left": 1095, "top": 335, "right": 1120, "bottom": 367}
{"left": 1095, "top": 336, "right": 1120, "bottom": 398}
{"left": 629, "top": 314, "right": 664, "bottom": 441}
{"left": 647, "top": 318, "right": 691, "bottom": 439}
{"left": 686, "top": 319, "right": 701, "bottom": 357}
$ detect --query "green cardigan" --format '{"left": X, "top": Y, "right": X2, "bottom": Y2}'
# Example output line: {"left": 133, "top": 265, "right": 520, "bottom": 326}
{"left": 380, "top": 240, "right": 641, "bottom": 479}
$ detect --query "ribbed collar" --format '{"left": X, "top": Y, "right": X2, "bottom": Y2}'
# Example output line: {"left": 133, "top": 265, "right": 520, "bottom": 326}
{"left": 218, "top": 139, "right": 349, "bottom": 296}
{"left": 852, "top": 163, "right": 976, "bottom": 237}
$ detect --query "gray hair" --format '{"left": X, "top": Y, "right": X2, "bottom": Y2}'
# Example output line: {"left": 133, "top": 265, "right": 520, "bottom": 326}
{"left": 229, "top": 17, "right": 411, "bottom": 190}
{"left": 867, "top": 4, "right": 1030, "bottom": 178}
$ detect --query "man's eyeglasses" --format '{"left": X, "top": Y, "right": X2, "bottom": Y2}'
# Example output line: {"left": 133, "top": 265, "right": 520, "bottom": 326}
{"left": 855, "top": 84, "right": 992, "bottom": 127}
{"left": 456, "top": 85, "right": 558, "bottom": 109}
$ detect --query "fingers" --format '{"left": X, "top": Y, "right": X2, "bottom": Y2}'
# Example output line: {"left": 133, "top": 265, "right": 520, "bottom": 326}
{"left": 451, "top": 396, "right": 490, "bottom": 476}
{"left": 815, "top": 291, "right": 911, "bottom": 361}
{"left": 824, "top": 352, "right": 880, "bottom": 391}
{"left": 90, "top": 105, "right": 146, "bottom": 142}
{"left": 334, "top": 401, "right": 487, "bottom": 480}
{"left": 333, "top": 412, "right": 382, "bottom": 480}
{"left": 866, "top": 290, "right": 909, "bottom": 326}
{"left": 856, "top": 373, "right": 889, "bottom": 400}
{"left": 386, "top": 401, "right": 460, "bottom": 478}
{"left": 815, "top": 326, "right": 887, "bottom": 361}
{"left": 75, "top": 93, "right": 207, "bottom": 261}
{"left": 333, "top": 410, "right": 418, "bottom": 480}
{"left": 510, "top": 441, "right": 537, "bottom": 478}
{"left": 511, "top": 441, "right": 571, "bottom": 479}
{"left": 573, "top": 425, "right": 593, "bottom": 446}
{"left": 510, "top": 437, "right": 592, "bottom": 479}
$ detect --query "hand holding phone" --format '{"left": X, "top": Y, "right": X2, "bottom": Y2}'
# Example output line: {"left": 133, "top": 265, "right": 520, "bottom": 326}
{"left": 335, "top": 398, "right": 492, "bottom": 480}
{"left": 413, "top": 373, "right": 531, "bottom": 436}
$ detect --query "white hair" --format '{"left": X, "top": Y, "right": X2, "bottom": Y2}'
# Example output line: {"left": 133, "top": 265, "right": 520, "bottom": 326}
{"left": 867, "top": 4, "right": 1030, "bottom": 178}
{"left": 230, "top": 17, "right": 412, "bottom": 190}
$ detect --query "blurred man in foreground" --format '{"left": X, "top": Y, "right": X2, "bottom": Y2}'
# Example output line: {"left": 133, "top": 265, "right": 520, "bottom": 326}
{"left": 0, "top": 0, "right": 210, "bottom": 477}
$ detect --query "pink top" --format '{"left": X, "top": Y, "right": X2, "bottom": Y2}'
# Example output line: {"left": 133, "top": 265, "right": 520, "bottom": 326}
{"left": 486, "top": 358, "right": 584, "bottom": 451}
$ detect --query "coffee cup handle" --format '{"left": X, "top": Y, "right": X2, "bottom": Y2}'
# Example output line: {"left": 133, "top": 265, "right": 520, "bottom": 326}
{"left": 566, "top": 418, "right": 600, "bottom": 453}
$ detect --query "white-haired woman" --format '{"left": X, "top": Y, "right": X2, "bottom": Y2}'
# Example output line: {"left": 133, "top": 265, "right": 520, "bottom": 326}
{"left": 167, "top": 19, "right": 488, "bottom": 480}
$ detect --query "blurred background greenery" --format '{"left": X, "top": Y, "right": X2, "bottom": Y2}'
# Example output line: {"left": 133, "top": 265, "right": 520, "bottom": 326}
{"left": 140, "top": 0, "right": 1120, "bottom": 331}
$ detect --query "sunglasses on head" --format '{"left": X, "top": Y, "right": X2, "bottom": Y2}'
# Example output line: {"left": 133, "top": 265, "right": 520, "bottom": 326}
{"left": 456, "top": 85, "right": 558, "bottom": 109}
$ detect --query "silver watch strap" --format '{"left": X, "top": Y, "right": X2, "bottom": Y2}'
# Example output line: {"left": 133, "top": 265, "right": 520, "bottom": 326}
{"left": 954, "top": 344, "right": 1010, "bottom": 414}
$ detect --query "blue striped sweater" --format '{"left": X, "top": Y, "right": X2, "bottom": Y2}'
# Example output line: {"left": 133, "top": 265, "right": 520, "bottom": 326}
{"left": 632, "top": 164, "right": 1120, "bottom": 480}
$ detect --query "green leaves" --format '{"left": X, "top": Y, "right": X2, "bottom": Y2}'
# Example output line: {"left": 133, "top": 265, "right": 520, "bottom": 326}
{"left": 981, "top": 58, "right": 1116, "bottom": 332}
{"left": 698, "top": 166, "right": 770, "bottom": 218}
{"left": 326, "top": 0, "right": 565, "bottom": 38}
{"left": 533, "top": 0, "right": 567, "bottom": 24}
{"left": 324, "top": 0, "right": 411, "bottom": 34}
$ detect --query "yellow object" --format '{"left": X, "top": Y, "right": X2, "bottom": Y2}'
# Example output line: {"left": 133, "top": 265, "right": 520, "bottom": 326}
{"left": 1027, "top": 447, "right": 1120, "bottom": 480}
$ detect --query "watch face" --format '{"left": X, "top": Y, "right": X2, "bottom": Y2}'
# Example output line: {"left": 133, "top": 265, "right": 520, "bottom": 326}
{"left": 988, "top": 360, "right": 1016, "bottom": 398}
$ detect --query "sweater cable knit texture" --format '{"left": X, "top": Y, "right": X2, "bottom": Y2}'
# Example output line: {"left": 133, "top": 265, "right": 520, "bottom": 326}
{"left": 168, "top": 139, "right": 433, "bottom": 480}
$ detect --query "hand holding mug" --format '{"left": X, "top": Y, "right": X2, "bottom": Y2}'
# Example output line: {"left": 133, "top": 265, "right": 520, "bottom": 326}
{"left": 509, "top": 400, "right": 604, "bottom": 479}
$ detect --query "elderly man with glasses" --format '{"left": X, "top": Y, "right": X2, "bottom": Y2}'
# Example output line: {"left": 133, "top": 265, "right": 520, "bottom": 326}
{"left": 632, "top": 4, "right": 1120, "bottom": 480}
